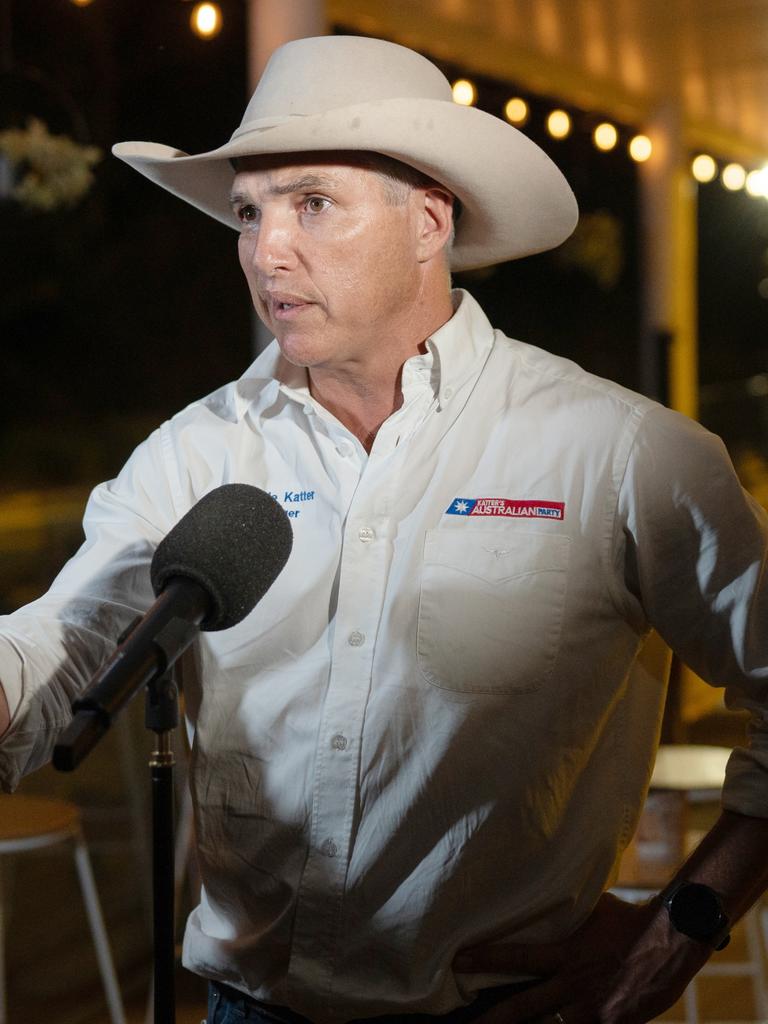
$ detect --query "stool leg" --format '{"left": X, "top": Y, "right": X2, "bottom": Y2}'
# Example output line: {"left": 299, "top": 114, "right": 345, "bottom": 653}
{"left": 743, "top": 905, "right": 768, "bottom": 1020}
{"left": 72, "top": 832, "right": 127, "bottom": 1024}
{"left": 683, "top": 974, "right": 699, "bottom": 1024}
{"left": 0, "top": 861, "right": 6, "bottom": 1024}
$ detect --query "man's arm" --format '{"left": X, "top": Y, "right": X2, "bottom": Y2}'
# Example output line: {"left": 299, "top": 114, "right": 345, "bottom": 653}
{"left": 455, "top": 409, "right": 768, "bottom": 1023}
{"left": 0, "top": 686, "right": 8, "bottom": 737}
{"left": 454, "top": 809, "right": 768, "bottom": 1024}
{"left": 0, "top": 426, "right": 177, "bottom": 790}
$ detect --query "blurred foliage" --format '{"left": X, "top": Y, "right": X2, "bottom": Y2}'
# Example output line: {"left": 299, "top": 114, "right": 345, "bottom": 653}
{"left": 0, "top": 117, "right": 102, "bottom": 210}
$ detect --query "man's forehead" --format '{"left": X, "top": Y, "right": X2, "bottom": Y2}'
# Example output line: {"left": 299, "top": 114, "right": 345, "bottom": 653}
{"left": 231, "top": 152, "right": 383, "bottom": 194}
{"left": 233, "top": 151, "right": 378, "bottom": 178}
{"left": 229, "top": 153, "right": 393, "bottom": 211}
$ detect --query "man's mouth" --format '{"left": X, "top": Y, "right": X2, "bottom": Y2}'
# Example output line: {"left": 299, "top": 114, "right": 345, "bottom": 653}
{"left": 266, "top": 294, "right": 312, "bottom": 319}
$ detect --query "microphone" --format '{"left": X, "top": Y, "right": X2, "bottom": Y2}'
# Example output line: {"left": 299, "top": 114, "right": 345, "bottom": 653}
{"left": 53, "top": 484, "right": 293, "bottom": 770}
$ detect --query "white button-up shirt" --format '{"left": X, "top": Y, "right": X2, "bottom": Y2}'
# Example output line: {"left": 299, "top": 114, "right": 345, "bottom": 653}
{"left": 1, "top": 291, "right": 767, "bottom": 1021}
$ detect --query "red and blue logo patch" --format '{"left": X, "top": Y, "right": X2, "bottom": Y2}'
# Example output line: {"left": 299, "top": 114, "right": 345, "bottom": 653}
{"left": 446, "top": 498, "right": 565, "bottom": 520}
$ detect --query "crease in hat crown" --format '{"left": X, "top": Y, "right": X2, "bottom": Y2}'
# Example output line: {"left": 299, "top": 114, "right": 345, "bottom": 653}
{"left": 112, "top": 34, "right": 579, "bottom": 270}
{"left": 234, "top": 35, "right": 453, "bottom": 133}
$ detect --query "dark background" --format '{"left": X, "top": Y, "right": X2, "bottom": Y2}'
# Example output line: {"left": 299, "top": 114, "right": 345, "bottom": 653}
{"left": 2, "top": 0, "right": 767, "bottom": 495}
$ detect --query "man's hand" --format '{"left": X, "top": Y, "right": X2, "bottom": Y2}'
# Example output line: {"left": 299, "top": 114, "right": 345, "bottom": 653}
{"left": 453, "top": 891, "right": 711, "bottom": 1024}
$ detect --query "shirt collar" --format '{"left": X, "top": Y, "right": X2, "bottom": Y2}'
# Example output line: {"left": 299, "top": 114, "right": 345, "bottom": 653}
{"left": 422, "top": 288, "right": 496, "bottom": 409}
{"left": 234, "top": 287, "right": 496, "bottom": 416}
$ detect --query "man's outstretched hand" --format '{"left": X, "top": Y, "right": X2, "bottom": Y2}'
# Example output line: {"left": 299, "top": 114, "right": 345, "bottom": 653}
{"left": 453, "top": 891, "right": 711, "bottom": 1024}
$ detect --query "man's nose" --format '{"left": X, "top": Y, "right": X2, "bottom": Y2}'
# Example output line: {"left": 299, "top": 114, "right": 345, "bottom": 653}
{"left": 246, "top": 210, "right": 297, "bottom": 274}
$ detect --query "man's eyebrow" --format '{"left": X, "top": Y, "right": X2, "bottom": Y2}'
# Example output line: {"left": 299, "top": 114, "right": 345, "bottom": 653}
{"left": 270, "top": 173, "right": 339, "bottom": 195}
{"left": 228, "top": 174, "right": 339, "bottom": 209}
{"left": 228, "top": 190, "right": 251, "bottom": 209}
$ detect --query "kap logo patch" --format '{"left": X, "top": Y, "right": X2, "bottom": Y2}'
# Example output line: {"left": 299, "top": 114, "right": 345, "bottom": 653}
{"left": 446, "top": 497, "right": 566, "bottom": 520}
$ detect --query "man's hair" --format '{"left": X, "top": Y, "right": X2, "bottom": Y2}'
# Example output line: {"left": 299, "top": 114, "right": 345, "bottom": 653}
{"left": 358, "top": 153, "right": 441, "bottom": 204}
{"left": 358, "top": 152, "right": 461, "bottom": 252}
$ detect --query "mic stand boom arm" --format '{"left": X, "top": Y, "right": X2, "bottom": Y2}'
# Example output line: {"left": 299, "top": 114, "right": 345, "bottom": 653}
{"left": 52, "top": 578, "right": 208, "bottom": 771}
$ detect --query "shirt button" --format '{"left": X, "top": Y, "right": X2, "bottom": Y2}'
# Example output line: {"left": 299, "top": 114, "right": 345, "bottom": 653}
{"left": 337, "top": 440, "right": 354, "bottom": 457}
{"left": 442, "top": 385, "right": 454, "bottom": 401}
{"left": 331, "top": 733, "right": 348, "bottom": 750}
{"left": 348, "top": 630, "right": 365, "bottom": 647}
{"left": 321, "top": 838, "right": 338, "bottom": 858}
{"left": 358, "top": 526, "right": 375, "bottom": 543}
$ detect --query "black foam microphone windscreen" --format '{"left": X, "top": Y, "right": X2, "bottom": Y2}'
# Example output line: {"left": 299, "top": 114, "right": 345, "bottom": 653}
{"left": 150, "top": 483, "right": 293, "bottom": 631}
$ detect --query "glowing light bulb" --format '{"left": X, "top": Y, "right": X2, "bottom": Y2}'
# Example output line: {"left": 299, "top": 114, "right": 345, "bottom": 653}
{"left": 691, "top": 154, "right": 717, "bottom": 183}
{"left": 191, "top": 2, "right": 222, "bottom": 39}
{"left": 722, "top": 163, "right": 746, "bottom": 191}
{"left": 746, "top": 168, "right": 768, "bottom": 198}
{"left": 70, "top": 0, "right": 95, "bottom": 6}
{"left": 452, "top": 79, "right": 477, "bottom": 107}
{"left": 593, "top": 123, "right": 618, "bottom": 152}
{"left": 504, "top": 97, "right": 529, "bottom": 125}
{"left": 547, "top": 110, "right": 571, "bottom": 140}
{"left": 629, "top": 134, "right": 652, "bottom": 162}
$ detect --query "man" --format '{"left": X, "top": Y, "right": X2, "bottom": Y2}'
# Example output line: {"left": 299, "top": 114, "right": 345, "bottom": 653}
{"left": 1, "top": 34, "right": 768, "bottom": 1024}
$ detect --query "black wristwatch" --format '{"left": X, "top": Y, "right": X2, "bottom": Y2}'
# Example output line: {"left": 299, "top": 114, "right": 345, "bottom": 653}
{"left": 660, "top": 881, "right": 731, "bottom": 951}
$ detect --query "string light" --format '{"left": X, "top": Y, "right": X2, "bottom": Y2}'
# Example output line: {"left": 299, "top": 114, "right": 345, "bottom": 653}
{"left": 691, "top": 154, "right": 717, "bottom": 183}
{"left": 722, "top": 163, "right": 747, "bottom": 191}
{"left": 547, "top": 110, "right": 571, "bottom": 140}
{"left": 190, "top": 2, "right": 222, "bottom": 39}
{"left": 593, "top": 123, "right": 618, "bottom": 152}
{"left": 504, "top": 97, "right": 529, "bottom": 126}
{"left": 442, "top": 71, "right": 766, "bottom": 197}
{"left": 629, "top": 134, "right": 652, "bottom": 162}
{"left": 452, "top": 79, "right": 477, "bottom": 106}
{"left": 746, "top": 167, "right": 768, "bottom": 198}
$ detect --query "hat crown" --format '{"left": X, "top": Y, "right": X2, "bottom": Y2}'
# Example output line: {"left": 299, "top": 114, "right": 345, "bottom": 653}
{"left": 236, "top": 36, "right": 453, "bottom": 133}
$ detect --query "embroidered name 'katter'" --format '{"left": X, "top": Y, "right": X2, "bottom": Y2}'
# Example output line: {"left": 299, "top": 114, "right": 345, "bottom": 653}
{"left": 267, "top": 488, "right": 316, "bottom": 519}
{"left": 446, "top": 498, "right": 565, "bottom": 520}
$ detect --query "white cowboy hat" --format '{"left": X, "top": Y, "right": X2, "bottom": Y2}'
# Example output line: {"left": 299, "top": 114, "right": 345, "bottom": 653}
{"left": 112, "top": 35, "right": 578, "bottom": 271}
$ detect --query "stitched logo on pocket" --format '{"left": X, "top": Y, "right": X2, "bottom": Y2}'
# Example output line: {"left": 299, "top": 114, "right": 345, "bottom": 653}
{"left": 446, "top": 498, "right": 565, "bottom": 520}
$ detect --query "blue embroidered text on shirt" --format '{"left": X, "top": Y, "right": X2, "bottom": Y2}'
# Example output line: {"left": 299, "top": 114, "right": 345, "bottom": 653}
{"left": 269, "top": 489, "right": 316, "bottom": 519}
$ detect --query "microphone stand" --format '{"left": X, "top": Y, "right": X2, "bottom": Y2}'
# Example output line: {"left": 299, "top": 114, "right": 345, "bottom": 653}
{"left": 145, "top": 669, "right": 179, "bottom": 1024}
{"left": 54, "top": 615, "right": 186, "bottom": 1024}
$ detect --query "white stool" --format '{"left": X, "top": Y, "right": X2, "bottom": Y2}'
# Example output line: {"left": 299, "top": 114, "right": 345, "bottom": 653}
{"left": 0, "top": 794, "right": 126, "bottom": 1024}
{"left": 615, "top": 744, "right": 768, "bottom": 1023}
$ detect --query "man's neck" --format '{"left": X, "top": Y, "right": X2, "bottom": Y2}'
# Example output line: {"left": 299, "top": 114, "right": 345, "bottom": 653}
{"left": 308, "top": 291, "right": 454, "bottom": 452}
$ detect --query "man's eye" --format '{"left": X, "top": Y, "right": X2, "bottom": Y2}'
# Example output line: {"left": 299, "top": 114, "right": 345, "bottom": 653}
{"left": 305, "top": 196, "right": 329, "bottom": 214}
{"left": 238, "top": 205, "right": 259, "bottom": 223}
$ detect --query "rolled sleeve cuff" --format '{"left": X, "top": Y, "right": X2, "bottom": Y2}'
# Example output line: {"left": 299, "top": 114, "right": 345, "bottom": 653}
{"left": 722, "top": 746, "right": 768, "bottom": 819}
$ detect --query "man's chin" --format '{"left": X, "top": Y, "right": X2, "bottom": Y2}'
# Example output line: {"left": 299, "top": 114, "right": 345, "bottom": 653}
{"left": 274, "top": 334, "right": 328, "bottom": 370}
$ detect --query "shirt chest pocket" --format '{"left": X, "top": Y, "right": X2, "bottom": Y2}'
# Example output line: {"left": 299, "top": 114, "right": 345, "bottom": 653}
{"left": 417, "top": 529, "right": 570, "bottom": 694}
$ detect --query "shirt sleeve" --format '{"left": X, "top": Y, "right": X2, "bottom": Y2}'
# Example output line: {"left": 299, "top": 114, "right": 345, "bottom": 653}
{"left": 615, "top": 405, "right": 768, "bottom": 817}
{"left": 0, "top": 424, "right": 180, "bottom": 791}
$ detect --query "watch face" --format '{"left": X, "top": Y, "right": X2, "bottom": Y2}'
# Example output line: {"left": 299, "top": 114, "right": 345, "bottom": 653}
{"left": 669, "top": 883, "right": 727, "bottom": 942}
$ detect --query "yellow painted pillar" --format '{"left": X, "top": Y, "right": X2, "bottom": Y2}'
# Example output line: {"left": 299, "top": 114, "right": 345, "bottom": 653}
{"left": 638, "top": 103, "right": 699, "bottom": 420}
{"left": 638, "top": 104, "right": 700, "bottom": 732}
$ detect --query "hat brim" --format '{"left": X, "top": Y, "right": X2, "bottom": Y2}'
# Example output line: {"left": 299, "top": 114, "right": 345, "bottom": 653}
{"left": 113, "top": 98, "right": 578, "bottom": 271}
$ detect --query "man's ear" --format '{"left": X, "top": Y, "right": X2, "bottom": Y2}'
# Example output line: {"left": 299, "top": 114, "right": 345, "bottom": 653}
{"left": 415, "top": 187, "right": 455, "bottom": 263}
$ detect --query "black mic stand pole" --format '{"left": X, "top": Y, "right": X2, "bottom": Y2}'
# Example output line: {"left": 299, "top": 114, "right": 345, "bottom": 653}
{"left": 145, "top": 670, "right": 179, "bottom": 1024}
{"left": 54, "top": 608, "right": 195, "bottom": 1024}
